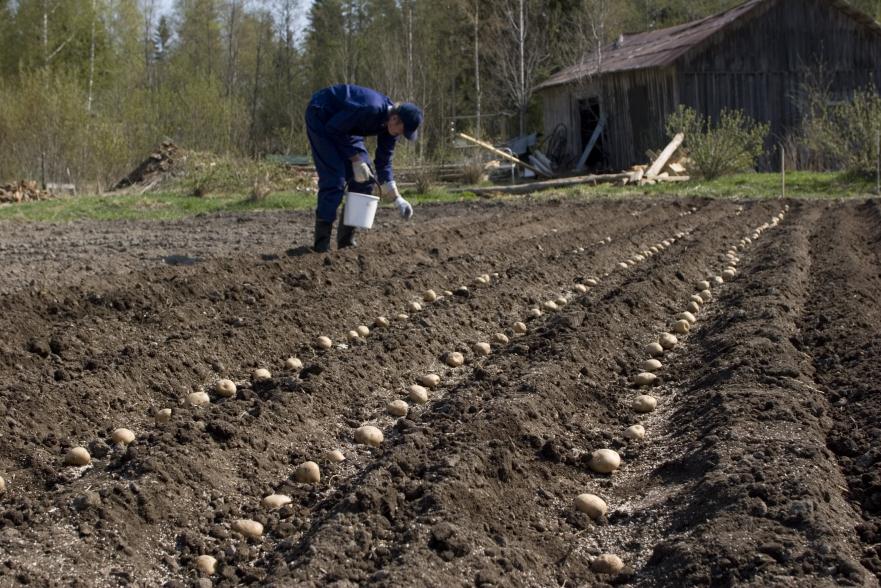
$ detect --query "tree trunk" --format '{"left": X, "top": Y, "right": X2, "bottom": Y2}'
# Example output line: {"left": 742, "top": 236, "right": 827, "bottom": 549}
{"left": 518, "top": 0, "right": 525, "bottom": 136}
{"left": 87, "top": 0, "right": 97, "bottom": 113}
{"left": 474, "top": 0, "right": 481, "bottom": 138}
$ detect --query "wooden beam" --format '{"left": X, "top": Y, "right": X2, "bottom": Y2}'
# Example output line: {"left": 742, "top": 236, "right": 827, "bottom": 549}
{"left": 456, "top": 133, "right": 547, "bottom": 176}
{"left": 575, "top": 112, "right": 608, "bottom": 171}
{"left": 452, "top": 173, "right": 631, "bottom": 196}
{"left": 645, "top": 132, "right": 684, "bottom": 178}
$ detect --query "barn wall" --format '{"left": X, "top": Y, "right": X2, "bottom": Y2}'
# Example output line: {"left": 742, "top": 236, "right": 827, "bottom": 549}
{"left": 540, "top": 84, "right": 582, "bottom": 164}
{"left": 598, "top": 68, "right": 679, "bottom": 169}
{"left": 539, "top": 68, "right": 678, "bottom": 170}
{"left": 677, "top": 0, "right": 881, "bottom": 145}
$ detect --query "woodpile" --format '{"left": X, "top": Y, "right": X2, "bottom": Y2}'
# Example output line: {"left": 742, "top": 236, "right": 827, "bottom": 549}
{"left": 0, "top": 181, "right": 55, "bottom": 203}
{"left": 112, "top": 140, "right": 180, "bottom": 192}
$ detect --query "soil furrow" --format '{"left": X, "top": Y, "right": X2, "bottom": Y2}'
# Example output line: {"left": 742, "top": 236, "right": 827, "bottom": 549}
{"left": 639, "top": 202, "right": 875, "bottom": 586}
{"left": 254, "top": 202, "right": 778, "bottom": 586}
{"left": 800, "top": 199, "right": 881, "bottom": 580}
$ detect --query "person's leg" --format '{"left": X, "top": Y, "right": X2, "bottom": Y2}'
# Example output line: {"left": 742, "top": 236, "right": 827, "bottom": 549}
{"left": 337, "top": 160, "right": 374, "bottom": 249}
{"left": 306, "top": 109, "right": 347, "bottom": 252}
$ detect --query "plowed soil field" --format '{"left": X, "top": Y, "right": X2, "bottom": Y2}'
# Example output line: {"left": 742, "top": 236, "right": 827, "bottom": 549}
{"left": 1, "top": 197, "right": 880, "bottom": 587}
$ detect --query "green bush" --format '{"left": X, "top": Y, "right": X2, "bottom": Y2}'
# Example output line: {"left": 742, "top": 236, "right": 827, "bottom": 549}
{"left": 802, "top": 87, "right": 881, "bottom": 176}
{"left": 665, "top": 105, "right": 769, "bottom": 180}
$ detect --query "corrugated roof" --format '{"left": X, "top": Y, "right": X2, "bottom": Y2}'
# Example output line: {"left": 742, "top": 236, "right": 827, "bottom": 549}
{"left": 537, "top": 0, "right": 881, "bottom": 90}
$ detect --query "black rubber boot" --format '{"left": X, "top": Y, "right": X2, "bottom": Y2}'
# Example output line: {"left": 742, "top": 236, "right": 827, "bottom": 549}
{"left": 337, "top": 223, "right": 357, "bottom": 249}
{"left": 313, "top": 219, "right": 333, "bottom": 253}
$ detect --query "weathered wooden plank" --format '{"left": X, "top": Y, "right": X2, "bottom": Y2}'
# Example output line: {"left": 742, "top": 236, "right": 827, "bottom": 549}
{"left": 646, "top": 133, "right": 685, "bottom": 178}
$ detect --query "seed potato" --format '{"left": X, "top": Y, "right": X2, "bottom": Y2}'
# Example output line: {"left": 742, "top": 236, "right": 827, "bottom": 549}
{"left": 294, "top": 461, "right": 321, "bottom": 484}
{"left": 633, "top": 372, "right": 657, "bottom": 386}
{"left": 623, "top": 424, "right": 646, "bottom": 440}
{"left": 285, "top": 357, "right": 303, "bottom": 371}
{"left": 316, "top": 336, "right": 333, "bottom": 349}
{"left": 423, "top": 289, "right": 437, "bottom": 302}
{"left": 446, "top": 351, "right": 465, "bottom": 367}
{"left": 473, "top": 342, "right": 491, "bottom": 356}
{"left": 387, "top": 399, "right": 409, "bottom": 417}
{"left": 586, "top": 278, "right": 599, "bottom": 286}
{"left": 396, "top": 313, "right": 409, "bottom": 321}
{"left": 672, "top": 319, "right": 691, "bottom": 334}
{"left": 216, "top": 379, "right": 237, "bottom": 398}
{"left": 232, "top": 519, "right": 263, "bottom": 538}
{"left": 354, "top": 425, "right": 384, "bottom": 447}
{"left": 687, "top": 301, "right": 701, "bottom": 314}
{"left": 543, "top": 301, "right": 558, "bottom": 312}
{"left": 326, "top": 449, "right": 346, "bottom": 462}
{"left": 592, "top": 554, "right": 625, "bottom": 575}
{"left": 253, "top": 368, "right": 271, "bottom": 381}
{"left": 574, "top": 493, "right": 607, "bottom": 519}
{"left": 187, "top": 391, "right": 210, "bottom": 406}
{"left": 645, "top": 342, "right": 664, "bottom": 356}
{"left": 155, "top": 408, "right": 172, "bottom": 424}
{"left": 529, "top": 308, "right": 542, "bottom": 318}
{"left": 696, "top": 280, "right": 710, "bottom": 291}
{"left": 347, "top": 330, "right": 360, "bottom": 341}
{"left": 262, "top": 494, "right": 292, "bottom": 510}
{"left": 633, "top": 394, "right": 658, "bottom": 413}
{"left": 65, "top": 447, "right": 91, "bottom": 466}
{"left": 110, "top": 428, "right": 135, "bottom": 445}
{"left": 419, "top": 373, "right": 441, "bottom": 388}
{"left": 408, "top": 301, "right": 422, "bottom": 312}
{"left": 574, "top": 284, "right": 588, "bottom": 293}
{"left": 375, "top": 316, "right": 390, "bottom": 328}
{"left": 356, "top": 325, "right": 370, "bottom": 338}
{"left": 659, "top": 333, "right": 678, "bottom": 349}
{"left": 699, "top": 289, "right": 712, "bottom": 302}
{"left": 589, "top": 449, "right": 621, "bottom": 474}
{"left": 408, "top": 384, "right": 429, "bottom": 404}
{"left": 493, "top": 333, "right": 509, "bottom": 345}
{"left": 642, "top": 359, "right": 662, "bottom": 372}
{"left": 513, "top": 322, "right": 527, "bottom": 334}
{"left": 678, "top": 311, "right": 697, "bottom": 324}
{"left": 195, "top": 555, "right": 217, "bottom": 575}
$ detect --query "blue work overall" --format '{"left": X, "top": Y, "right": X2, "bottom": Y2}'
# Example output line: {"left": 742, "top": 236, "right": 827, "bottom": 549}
{"left": 305, "top": 84, "right": 399, "bottom": 223}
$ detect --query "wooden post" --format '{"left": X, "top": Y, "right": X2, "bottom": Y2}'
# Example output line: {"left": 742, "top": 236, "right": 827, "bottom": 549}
{"left": 781, "top": 144, "right": 785, "bottom": 199}
{"left": 876, "top": 130, "right": 880, "bottom": 196}
{"left": 456, "top": 133, "right": 547, "bottom": 176}
{"left": 645, "top": 133, "right": 684, "bottom": 178}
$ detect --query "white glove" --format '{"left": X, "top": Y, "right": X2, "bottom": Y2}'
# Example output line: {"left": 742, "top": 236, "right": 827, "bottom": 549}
{"left": 394, "top": 195, "right": 414, "bottom": 220}
{"left": 353, "top": 161, "right": 373, "bottom": 183}
{"left": 381, "top": 181, "right": 401, "bottom": 199}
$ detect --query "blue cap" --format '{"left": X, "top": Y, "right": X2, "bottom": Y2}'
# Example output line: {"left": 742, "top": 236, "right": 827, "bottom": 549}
{"left": 398, "top": 102, "right": 423, "bottom": 140}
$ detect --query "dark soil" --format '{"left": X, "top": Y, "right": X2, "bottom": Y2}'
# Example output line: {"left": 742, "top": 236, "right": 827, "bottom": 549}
{"left": 0, "top": 197, "right": 879, "bottom": 587}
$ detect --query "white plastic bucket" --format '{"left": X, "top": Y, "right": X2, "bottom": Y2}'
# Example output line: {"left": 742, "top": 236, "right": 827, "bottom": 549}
{"left": 343, "top": 191, "right": 380, "bottom": 229}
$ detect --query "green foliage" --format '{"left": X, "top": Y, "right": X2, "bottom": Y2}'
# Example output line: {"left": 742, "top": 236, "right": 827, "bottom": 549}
{"left": 665, "top": 105, "right": 769, "bottom": 180}
{"left": 0, "top": 188, "right": 477, "bottom": 222}
{"left": 6, "top": 0, "right": 853, "bottom": 191}
{"left": 802, "top": 87, "right": 881, "bottom": 176}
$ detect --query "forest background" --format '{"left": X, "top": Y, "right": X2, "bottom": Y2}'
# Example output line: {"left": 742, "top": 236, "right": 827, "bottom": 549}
{"left": 1, "top": 0, "right": 879, "bottom": 189}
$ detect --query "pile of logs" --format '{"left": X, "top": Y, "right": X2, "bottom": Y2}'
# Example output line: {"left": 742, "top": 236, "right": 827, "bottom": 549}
{"left": 0, "top": 181, "right": 55, "bottom": 203}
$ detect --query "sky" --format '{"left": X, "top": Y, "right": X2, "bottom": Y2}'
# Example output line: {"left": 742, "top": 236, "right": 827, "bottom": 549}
{"left": 154, "top": 0, "right": 313, "bottom": 37}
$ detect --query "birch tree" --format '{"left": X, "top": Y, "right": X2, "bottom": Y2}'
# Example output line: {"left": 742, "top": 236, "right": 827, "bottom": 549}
{"left": 490, "top": 0, "right": 548, "bottom": 136}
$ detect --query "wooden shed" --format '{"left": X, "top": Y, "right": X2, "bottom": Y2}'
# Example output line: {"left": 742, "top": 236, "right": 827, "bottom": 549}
{"left": 537, "top": 0, "right": 881, "bottom": 171}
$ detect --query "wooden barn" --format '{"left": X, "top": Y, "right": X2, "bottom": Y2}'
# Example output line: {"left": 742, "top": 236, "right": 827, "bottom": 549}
{"left": 537, "top": 0, "right": 881, "bottom": 171}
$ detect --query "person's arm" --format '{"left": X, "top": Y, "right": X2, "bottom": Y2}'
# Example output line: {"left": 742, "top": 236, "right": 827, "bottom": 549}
{"left": 374, "top": 131, "right": 398, "bottom": 193}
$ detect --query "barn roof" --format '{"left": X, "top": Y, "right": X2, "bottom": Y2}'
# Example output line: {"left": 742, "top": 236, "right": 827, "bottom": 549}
{"left": 537, "top": 0, "right": 881, "bottom": 90}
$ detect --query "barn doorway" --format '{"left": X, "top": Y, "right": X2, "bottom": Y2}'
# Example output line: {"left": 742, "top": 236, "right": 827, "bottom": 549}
{"left": 578, "top": 97, "right": 606, "bottom": 170}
